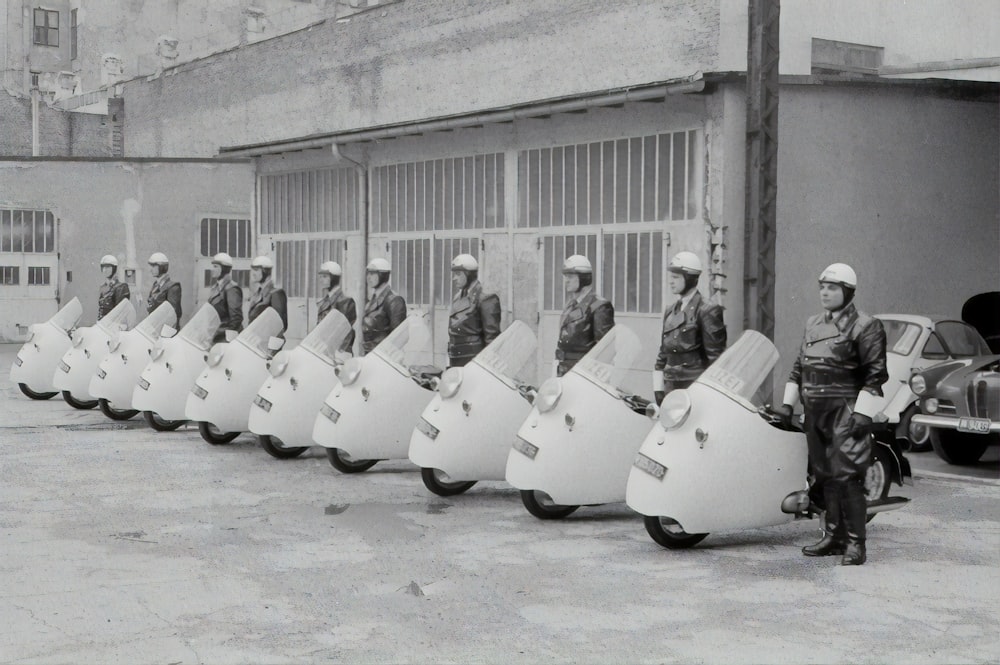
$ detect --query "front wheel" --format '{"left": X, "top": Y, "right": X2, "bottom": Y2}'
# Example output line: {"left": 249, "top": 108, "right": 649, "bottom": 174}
{"left": 198, "top": 421, "right": 240, "bottom": 445}
{"left": 98, "top": 398, "right": 139, "bottom": 421}
{"left": 930, "top": 429, "right": 993, "bottom": 465}
{"left": 643, "top": 515, "right": 708, "bottom": 549}
{"left": 326, "top": 448, "right": 378, "bottom": 473}
{"left": 143, "top": 411, "right": 185, "bottom": 432}
{"left": 18, "top": 383, "right": 57, "bottom": 400}
{"left": 865, "top": 445, "right": 892, "bottom": 503}
{"left": 901, "top": 406, "right": 931, "bottom": 452}
{"left": 520, "top": 490, "right": 579, "bottom": 520}
{"left": 421, "top": 467, "right": 477, "bottom": 496}
{"left": 259, "top": 435, "right": 308, "bottom": 460}
{"left": 62, "top": 391, "right": 98, "bottom": 410}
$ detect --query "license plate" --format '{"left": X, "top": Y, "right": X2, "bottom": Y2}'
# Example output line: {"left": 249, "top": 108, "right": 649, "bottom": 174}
{"left": 253, "top": 394, "right": 272, "bottom": 412}
{"left": 958, "top": 417, "right": 991, "bottom": 434}
{"left": 96, "top": 368, "right": 107, "bottom": 380}
{"left": 191, "top": 384, "right": 208, "bottom": 400}
{"left": 416, "top": 418, "right": 439, "bottom": 440}
{"left": 634, "top": 453, "right": 667, "bottom": 480}
{"left": 320, "top": 403, "right": 340, "bottom": 423}
{"left": 513, "top": 436, "right": 539, "bottom": 460}
{"left": 59, "top": 360, "right": 71, "bottom": 373}
{"left": 137, "top": 378, "right": 150, "bottom": 391}
{"left": 13, "top": 356, "right": 22, "bottom": 367}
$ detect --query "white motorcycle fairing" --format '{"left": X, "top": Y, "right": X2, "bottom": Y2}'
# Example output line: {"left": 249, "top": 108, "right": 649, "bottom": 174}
{"left": 10, "top": 297, "right": 83, "bottom": 394}
{"left": 52, "top": 299, "right": 136, "bottom": 400}
{"left": 89, "top": 302, "right": 176, "bottom": 409}
{"left": 132, "top": 303, "right": 220, "bottom": 421}
{"left": 185, "top": 308, "right": 285, "bottom": 434}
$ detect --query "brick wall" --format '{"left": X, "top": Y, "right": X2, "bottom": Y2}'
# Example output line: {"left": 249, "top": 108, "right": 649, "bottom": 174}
{"left": 0, "top": 91, "right": 113, "bottom": 157}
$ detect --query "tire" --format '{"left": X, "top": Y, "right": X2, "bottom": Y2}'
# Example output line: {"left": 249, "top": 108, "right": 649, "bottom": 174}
{"left": 326, "top": 447, "right": 378, "bottom": 473}
{"left": 421, "top": 467, "right": 477, "bottom": 496}
{"left": 930, "top": 429, "right": 993, "bottom": 466}
{"left": 520, "top": 489, "right": 579, "bottom": 520}
{"left": 901, "top": 407, "right": 931, "bottom": 452}
{"left": 643, "top": 515, "right": 709, "bottom": 549}
{"left": 143, "top": 411, "right": 185, "bottom": 432}
{"left": 198, "top": 421, "right": 240, "bottom": 445}
{"left": 865, "top": 445, "right": 892, "bottom": 503}
{"left": 259, "top": 434, "right": 308, "bottom": 460}
{"left": 98, "top": 398, "right": 139, "bottom": 421}
{"left": 62, "top": 391, "right": 98, "bottom": 410}
{"left": 18, "top": 383, "right": 57, "bottom": 400}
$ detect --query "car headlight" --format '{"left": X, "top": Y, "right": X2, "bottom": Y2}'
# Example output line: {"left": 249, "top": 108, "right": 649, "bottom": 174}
{"left": 534, "top": 378, "right": 562, "bottom": 414}
{"left": 339, "top": 357, "right": 362, "bottom": 386}
{"left": 268, "top": 350, "right": 290, "bottom": 378}
{"left": 71, "top": 330, "right": 84, "bottom": 347}
{"left": 658, "top": 389, "right": 692, "bottom": 430}
{"left": 909, "top": 374, "right": 926, "bottom": 396}
{"left": 922, "top": 397, "right": 939, "bottom": 414}
{"left": 438, "top": 367, "right": 463, "bottom": 399}
{"left": 207, "top": 343, "right": 227, "bottom": 367}
{"left": 149, "top": 343, "right": 165, "bottom": 361}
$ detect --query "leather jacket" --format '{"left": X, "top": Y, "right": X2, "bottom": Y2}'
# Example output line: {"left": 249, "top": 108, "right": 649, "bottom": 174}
{"left": 556, "top": 288, "right": 615, "bottom": 376}
{"left": 98, "top": 279, "right": 130, "bottom": 320}
{"left": 246, "top": 278, "right": 287, "bottom": 332}
{"left": 317, "top": 287, "right": 357, "bottom": 353}
{"left": 655, "top": 291, "right": 727, "bottom": 384}
{"left": 448, "top": 280, "right": 501, "bottom": 366}
{"left": 147, "top": 275, "right": 182, "bottom": 321}
{"left": 361, "top": 285, "right": 407, "bottom": 354}
{"left": 208, "top": 276, "right": 243, "bottom": 343}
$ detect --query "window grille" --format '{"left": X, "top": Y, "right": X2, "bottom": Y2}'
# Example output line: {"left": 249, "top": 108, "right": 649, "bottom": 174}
{"left": 0, "top": 266, "right": 20, "bottom": 285}
{"left": 260, "top": 168, "right": 359, "bottom": 234}
{"left": 389, "top": 239, "right": 431, "bottom": 307}
{"left": 199, "top": 218, "right": 251, "bottom": 258}
{"left": 602, "top": 231, "right": 663, "bottom": 314}
{"left": 0, "top": 210, "right": 55, "bottom": 253}
{"left": 269, "top": 239, "right": 346, "bottom": 299}
{"left": 33, "top": 9, "right": 59, "bottom": 47}
{"left": 28, "top": 266, "right": 50, "bottom": 285}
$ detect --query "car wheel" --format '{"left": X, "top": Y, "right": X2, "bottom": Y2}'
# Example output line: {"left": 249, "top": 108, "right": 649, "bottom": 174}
{"left": 98, "top": 398, "right": 139, "bottom": 421}
{"left": 901, "top": 406, "right": 931, "bottom": 452}
{"left": 62, "top": 391, "right": 98, "bottom": 410}
{"left": 930, "top": 429, "right": 994, "bottom": 465}
{"left": 259, "top": 434, "right": 308, "bottom": 460}
{"left": 421, "top": 467, "right": 476, "bottom": 496}
{"left": 326, "top": 448, "right": 378, "bottom": 473}
{"left": 643, "top": 515, "right": 708, "bottom": 549}
{"left": 197, "top": 421, "right": 240, "bottom": 445}
{"left": 865, "top": 445, "right": 892, "bottom": 503}
{"left": 18, "top": 383, "right": 57, "bottom": 400}
{"left": 142, "top": 411, "right": 185, "bottom": 432}
{"left": 519, "top": 489, "right": 578, "bottom": 520}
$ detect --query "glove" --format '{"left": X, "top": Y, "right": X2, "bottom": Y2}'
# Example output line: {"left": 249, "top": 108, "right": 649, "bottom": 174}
{"left": 847, "top": 412, "right": 873, "bottom": 437}
{"left": 774, "top": 404, "right": 793, "bottom": 428}
{"left": 654, "top": 391, "right": 666, "bottom": 406}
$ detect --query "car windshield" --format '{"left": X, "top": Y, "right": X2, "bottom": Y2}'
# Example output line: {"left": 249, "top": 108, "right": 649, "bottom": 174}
{"left": 881, "top": 319, "right": 922, "bottom": 356}
{"left": 49, "top": 297, "right": 82, "bottom": 333}
{"left": 474, "top": 320, "right": 537, "bottom": 387}
{"left": 696, "top": 329, "right": 780, "bottom": 409}
{"left": 96, "top": 299, "right": 136, "bottom": 336}
{"left": 299, "top": 310, "right": 352, "bottom": 366}
{"left": 136, "top": 302, "right": 178, "bottom": 343}
{"left": 573, "top": 325, "right": 641, "bottom": 396}
{"left": 936, "top": 321, "right": 991, "bottom": 357}
{"left": 237, "top": 308, "right": 284, "bottom": 358}
{"left": 179, "top": 303, "right": 221, "bottom": 352}
{"left": 373, "top": 312, "right": 433, "bottom": 375}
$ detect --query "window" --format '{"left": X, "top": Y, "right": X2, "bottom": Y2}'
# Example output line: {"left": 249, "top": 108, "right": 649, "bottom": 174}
{"left": 0, "top": 209, "right": 55, "bottom": 253}
{"left": 33, "top": 9, "right": 59, "bottom": 47}
{"left": 260, "top": 168, "right": 359, "bottom": 234}
{"left": 921, "top": 333, "right": 947, "bottom": 359}
{"left": 390, "top": 239, "right": 431, "bottom": 307}
{"left": 270, "top": 238, "right": 347, "bottom": 299}
{"left": 28, "top": 266, "right": 50, "bottom": 285}
{"left": 200, "top": 217, "right": 251, "bottom": 258}
{"left": 541, "top": 234, "right": 598, "bottom": 311}
{"left": 602, "top": 231, "right": 663, "bottom": 314}
{"left": 70, "top": 9, "right": 77, "bottom": 60}
{"left": 434, "top": 237, "right": 479, "bottom": 305}
{"left": 936, "top": 321, "right": 991, "bottom": 357}
{"left": 881, "top": 319, "right": 921, "bottom": 356}
{"left": 30, "top": 71, "right": 40, "bottom": 88}
{"left": 0, "top": 266, "right": 20, "bottom": 285}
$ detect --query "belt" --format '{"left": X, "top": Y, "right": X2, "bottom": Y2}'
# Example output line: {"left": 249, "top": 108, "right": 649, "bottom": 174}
{"left": 449, "top": 334, "right": 482, "bottom": 345}
{"left": 662, "top": 350, "right": 702, "bottom": 367}
{"left": 801, "top": 367, "right": 857, "bottom": 386}
{"left": 555, "top": 348, "right": 587, "bottom": 362}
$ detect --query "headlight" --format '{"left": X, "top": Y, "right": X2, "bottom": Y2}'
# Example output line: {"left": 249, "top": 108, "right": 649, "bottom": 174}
{"left": 909, "top": 374, "right": 926, "bottom": 396}
{"left": 922, "top": 397, "right": 939, "bottom": 414}
{"left": 71, "top": 330, "right": 84, "bottom": 347}
{"left": 658, "top": 389, "right": 692, "bottom": 430}
{"left": 339, "top": 357, "right": 362, "bottom": 386}
{"left": 207, "top": 343, "right": 227, "bottom": 367}
{"left": 438, "top": 367, "right": 463, "bottom": 399}
{"left": 268, "top": 350, "right": 290, "bottom": 378}
{"left": 535, "top": 378, "right": 563, "bottom": 413}
{"left": 150, "top": 343, "right": 165, "bottom": 361}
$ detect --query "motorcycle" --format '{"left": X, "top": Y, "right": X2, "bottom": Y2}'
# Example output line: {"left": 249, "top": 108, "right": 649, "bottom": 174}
{"left": 10, "top": 297, "right": 83, "bottom": 400}
{"left": 89, "top": 302, "right": 177, "bottom": 421}
{"left": 248, "top": 309, "right": 353, "bottom": 459}
{"left": 132, "top": 303, "right": 221, "bottom": 432}
{"left": 312, "top": 312, "right": 436, "bottom": 474}
{"left": 506, "top": 325, "right": 653, "bottom": 519}
{"left": 52, "top": 299, "right": 136, "bottom": 410}
{"left": 409, "top": 320, "right": 538, "bottom": 496}
{"left": 625, "top": 329, "right": 912, "bottom": 549}
{"left": 185, "top": 307, "right": 285, "bottom": 446}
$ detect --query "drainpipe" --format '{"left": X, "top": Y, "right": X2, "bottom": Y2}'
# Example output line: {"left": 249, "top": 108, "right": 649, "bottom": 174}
{"left": 331, "top": 142, "right": 368, "bottom": 355}
{"left": 31, "top": 87, "right": 40, "bottom": 156}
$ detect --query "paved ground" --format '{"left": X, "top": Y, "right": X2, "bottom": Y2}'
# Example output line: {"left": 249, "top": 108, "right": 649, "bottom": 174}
{"left": 2, "top": 344, "right": 999, "bottom": 664}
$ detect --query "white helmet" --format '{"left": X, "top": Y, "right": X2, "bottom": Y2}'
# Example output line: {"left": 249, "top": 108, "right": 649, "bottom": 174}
{"left": 366, "top": 258, "right": 391, "bottom": 273}
{"left": 318, "top": 261, "right": 342, "bottom": 277}
{"left": 211, "top": 252, "right": 233, "bottom": 267}
{"left": 100, "top": 254, "right": 118, "bottom": 267}
{"left": 818, "top": 263, "right": 857, "bottom": 289}
{"left": 561, "top": 254, "right": 593, "bottom": 274}
{"left": 251, "top": 256, "right": 274, "bottom": 269}
{"left": 148, "top": 252, "right": 169, "bottom": 265}
{"left": 451, "top": 254, "right": 479, "bottom": 272}
{"left": 668, "top": 251, "right": 702, "bottom": 276}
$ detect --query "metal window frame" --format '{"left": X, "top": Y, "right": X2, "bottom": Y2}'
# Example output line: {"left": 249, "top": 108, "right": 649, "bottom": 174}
{"left": 33, "top": 8, "right": 59, "bottom": 47}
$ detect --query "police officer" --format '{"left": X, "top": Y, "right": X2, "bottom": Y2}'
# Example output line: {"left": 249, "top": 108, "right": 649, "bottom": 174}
{"left": 316, "top": 260, "right": 356, "bottom": 354}
{"left": 361, "top": 258, "right": 406, "bottom": 354}
{"left": 97, "top": 254, "right": 130, "bottom": 320}
{"left": 653, "top": 251, "right": 727, "bottom": 405}
{"left": 207, "top": 252, "right": 243, "bottom": 343}
{"left": 555, "top": 255, "right": 614, "bottom": 377}
{"left": 778, "top": 263, "right": 888, "bottom": 566}
{"left": 246, "top": 256, "right": 288, "bottom": 333}
{"left": 447, "top": 254, "right": 501, "bottom": 367}
{"left": 146, "top": 252, "right": 182, "bottom": 321}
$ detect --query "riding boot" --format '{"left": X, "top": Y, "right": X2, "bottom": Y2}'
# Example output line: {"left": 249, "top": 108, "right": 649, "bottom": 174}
{"left": 841, "top": 478, "right": 867, "bottom": 566}
{"left": 802, "top": 483, "right": 845, "bottom": 557}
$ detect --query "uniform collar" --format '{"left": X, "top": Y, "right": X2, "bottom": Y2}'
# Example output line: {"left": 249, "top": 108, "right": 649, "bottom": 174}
{"left": 324, "top": 286, "right": 343, "bottom": 301}
{"left": 568, "top": 285, "right": 593, "bottom": 306}
{"left": 370, "top": 282, "right": 390, "bottom": 300}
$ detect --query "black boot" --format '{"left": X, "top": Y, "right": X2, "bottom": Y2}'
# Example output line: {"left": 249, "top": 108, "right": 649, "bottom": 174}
{"left": 803, "top": 483, "right": 845, "bottom": 557}
{"left": 841, "top": 478, "right": 867, "bottom": 566}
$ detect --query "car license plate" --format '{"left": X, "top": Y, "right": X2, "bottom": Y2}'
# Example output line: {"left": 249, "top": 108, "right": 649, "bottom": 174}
{"left": 253, "top": 394, "right": 272, "bottom": 412}
{"left": 137, "top": 378, "right": 150, "bottom": 391}
{"left": 191, "top": 384, "right": 208, "bottom": 400}
{"left": 320, "top": 403, "right": 340, "bottom": 423}
{"left": 14, "top": 355, "right": 22, "bottom": 367}
{"left": 958, "top": 417, "right": 991, "bottom": 434}
{"left": 59, "top": 360, "right": 71, "bottom": 373}
{"left": 513, "top": 436, "right": 539, "bottom": 460}
{"left": 416, "top": 418, "right": 439, "bottom": 440}
{"left": 634, "top": 453, "right": 667, "bottom": 480}
{"left": 96, "top": 368, "right": 106, "bottom": 380}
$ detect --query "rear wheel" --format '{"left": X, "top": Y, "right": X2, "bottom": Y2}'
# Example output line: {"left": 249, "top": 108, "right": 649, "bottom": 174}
{"left": 643, "top": 516, "right": 708, "bottom": 549}
{"left": 930, "top": 429, "right": 993, "bottom": 465}
{"left": 62, "top": 391, "right": 98, "bottom": 410}
{"left": 143, "top": 411, "right": 185, "bottom": 432}
{"left": 259, "top": 435, "right": 308, "bottom": 460}
{"left": 421, "top": 467, "right": 477, "bottom": 496}
{"left": 520, "top": 490, "right": 578, "bottom": 520}
{"left": 865, "top": 445, "right": 892, "bottom": 502}
{"left": 326, "top": 448, "right": 378, "bottom": 473}
{"left": 198, "top": 421, "right": 240, "bottom": 445}
{"left": 18, "top": 383, "right": 57, "bottom": 400}
{"left": 98, "top": 398, "right": 139, "bottom": 421}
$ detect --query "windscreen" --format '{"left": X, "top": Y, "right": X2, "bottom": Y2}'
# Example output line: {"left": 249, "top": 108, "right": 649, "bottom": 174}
{"left": 96, "top": 299, "right": 136, "bottom": 335}
{"left": 937, "top": 321, "right": 991, "bottom": 357}
{"left": 49, "top": 297, "right": 83, "bottom": 333}
{"left": 179, "top": 303, "right": 222, "bottom": 352}
{"left": 881, "top": 319, "right": 921, "bottom": 356}
{"left": 573, "top": 325, "right": 641, "bottom": 393}
{"left": 697, "top": 329, "right": 779, "bottom": 408}
{"left": 136, "top": 302, "right": 178, "bottom": 343}
{"left": 475, "top": 320, "right": 537, "bottom": 386}
{"left": 238, "top": 308, "right": 284, "bottom": 358}
{"left": 373, "top": 312, "right": 432, "bottom": 372}
{"left": 300, "top": 310, "right": 352, "bottom": 365}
